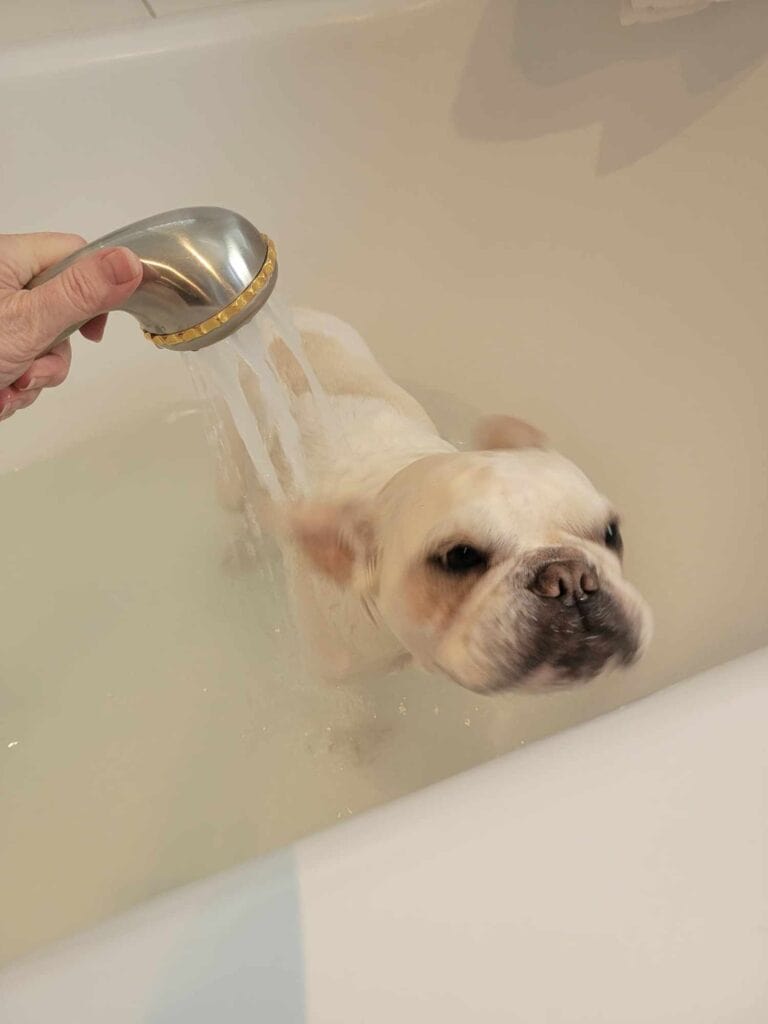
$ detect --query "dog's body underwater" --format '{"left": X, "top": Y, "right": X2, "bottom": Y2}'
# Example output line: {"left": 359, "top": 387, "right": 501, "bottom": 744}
{"left": 217, "top": 309, "right": 652, "bottom": 693}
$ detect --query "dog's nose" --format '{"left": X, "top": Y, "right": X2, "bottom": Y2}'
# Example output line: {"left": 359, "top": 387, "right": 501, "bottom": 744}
{"left": 529, "top": 559, "right": 599, "bottom": 606}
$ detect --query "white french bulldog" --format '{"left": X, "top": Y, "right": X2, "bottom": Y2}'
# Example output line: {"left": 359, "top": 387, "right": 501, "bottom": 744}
{"left": 215, "top": 309, "right": 652, "bottom": 694}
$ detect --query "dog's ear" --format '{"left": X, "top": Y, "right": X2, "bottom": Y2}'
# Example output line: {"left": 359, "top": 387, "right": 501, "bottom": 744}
{"left": 287, "top": 501, "right": 375, "bottom": 586}
{"left": 473, "top": 415, "right": 548, "bottom": 451}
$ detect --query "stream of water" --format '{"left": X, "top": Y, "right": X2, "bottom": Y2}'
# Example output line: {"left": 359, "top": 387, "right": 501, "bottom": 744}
{"left": 185, "top": 297, "right": 331, "bottom": 506}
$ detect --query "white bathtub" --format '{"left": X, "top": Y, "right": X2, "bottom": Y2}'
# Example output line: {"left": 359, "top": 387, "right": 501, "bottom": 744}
{"left": 1, "top": 0, "right": 767, "bottom": 1015}
{"left": 2, "top": 647, "right": 767, "bottom": 1021}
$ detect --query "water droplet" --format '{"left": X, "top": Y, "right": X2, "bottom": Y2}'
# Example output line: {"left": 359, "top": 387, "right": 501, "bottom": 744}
{"left": 7, "top": 740, "right": 19, "bottom": 749}
{"left": 464, "top": 718, "right": 471, "bottom": 727}
{"left": 164, "top": 407, "right": 199, "bottom": 425}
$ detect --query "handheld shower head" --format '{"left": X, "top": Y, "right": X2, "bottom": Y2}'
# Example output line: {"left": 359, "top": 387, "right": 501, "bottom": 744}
{"left": 27, "top": 207, "right": 278, "bottom": 352}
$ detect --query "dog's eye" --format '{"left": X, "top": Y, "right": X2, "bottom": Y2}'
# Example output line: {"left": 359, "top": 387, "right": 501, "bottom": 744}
{"left": 433, "top": 545, "right": 489, "bottom": 575}
{"left": 604, "top": 521, "right": 623, "bottom": 556}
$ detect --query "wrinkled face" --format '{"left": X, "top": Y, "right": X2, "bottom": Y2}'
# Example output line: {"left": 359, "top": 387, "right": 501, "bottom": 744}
{"left": 365, "top": 449, "right": 651, "bottom": 693}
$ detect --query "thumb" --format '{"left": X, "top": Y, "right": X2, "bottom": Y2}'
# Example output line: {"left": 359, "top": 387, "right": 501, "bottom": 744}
{"left": 26, "top": 247, "right": 143, "bottom": 354}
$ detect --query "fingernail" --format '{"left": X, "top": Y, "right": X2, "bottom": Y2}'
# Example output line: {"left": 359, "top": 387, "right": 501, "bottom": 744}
{"left": 18, "top": 378, "right": 39, "bottom": 392}
{"left": 100, "top": 248, "right": 142, "bottom": 286}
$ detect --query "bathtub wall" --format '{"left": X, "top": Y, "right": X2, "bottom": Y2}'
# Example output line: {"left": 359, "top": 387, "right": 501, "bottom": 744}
{"left": 5, "top": 0, "right": 768, "bottom": 700}
{"left": 0, "top": 0, "right": 259, "bottom": 49}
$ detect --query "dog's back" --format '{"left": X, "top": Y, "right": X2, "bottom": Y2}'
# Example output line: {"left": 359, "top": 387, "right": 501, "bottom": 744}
{"left": 266, "top": 310, "right": 452, "bottom": 500}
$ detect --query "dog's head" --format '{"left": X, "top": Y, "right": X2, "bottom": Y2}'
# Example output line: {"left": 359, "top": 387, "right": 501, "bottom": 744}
{"left": 288, "top": 416, "right": 652, "bottom": 694}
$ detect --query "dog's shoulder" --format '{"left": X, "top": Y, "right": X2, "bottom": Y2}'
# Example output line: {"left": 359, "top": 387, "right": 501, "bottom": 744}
{"left": 292, "top": 309, "right": 437, "bottom": 433}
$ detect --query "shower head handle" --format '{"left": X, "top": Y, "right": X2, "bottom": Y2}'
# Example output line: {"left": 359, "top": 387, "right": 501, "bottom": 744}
{"left": 26, "top": 206, "right": 278, "bottom": 352}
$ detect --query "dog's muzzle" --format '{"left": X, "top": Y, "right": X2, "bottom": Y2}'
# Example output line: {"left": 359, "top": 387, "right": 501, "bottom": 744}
{"left": 484, "top": 553, "right": 641, "bottom": 690}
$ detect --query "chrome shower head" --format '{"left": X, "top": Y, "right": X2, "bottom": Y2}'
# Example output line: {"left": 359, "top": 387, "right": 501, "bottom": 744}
{"left": 27, "top": 207, "right": 278, "bottom": 352}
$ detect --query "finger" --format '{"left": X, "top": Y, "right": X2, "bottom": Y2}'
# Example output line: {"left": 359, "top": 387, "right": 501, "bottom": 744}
{"left": 0, "top": 384, "right": 17, "bottom": 409}
{"left": 13, "top": 339, "right": 72, "bottom": 391}
{"left": 12, "top": 247, "right": 142, "bottom": 361}
{"left": 80, "top": 313, "right": 109, "bottom": 342}
{"left": 2, "top": 232, "right": 87, "bottom": 287}
{"left": 10, "top": 387, "right": 42, "bottom": 411}
{"left": 0, "top": 389, "right": 14, "bottom": 419}
{"left": 0, "top": 386, "right": 42, "bottom": 420}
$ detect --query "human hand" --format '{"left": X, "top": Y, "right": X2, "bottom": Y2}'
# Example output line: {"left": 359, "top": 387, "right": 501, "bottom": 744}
{"left": 0, "top": 232, "right": 143, "bottom": 421}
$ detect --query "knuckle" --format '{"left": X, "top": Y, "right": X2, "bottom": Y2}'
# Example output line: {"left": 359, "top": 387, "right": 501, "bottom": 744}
{"left": 44, "top": 232, "right": 87, "bottom": 251}
{"left": 2, "top": 291, "right": 38, "bottom": 354}
{"left": 3, "top": 290, "right": 29, "bottom": 335}
{"left": 48, "top": 365, "right": 69, "bottom": 388}
{"left": 60, "top": 263, "right": 104, "bottom": 315}
{"left": 54, "top": 339, "right": 73, "bottom": 365}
